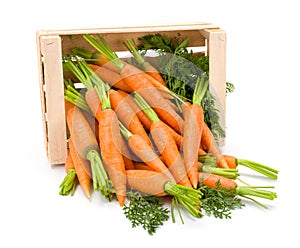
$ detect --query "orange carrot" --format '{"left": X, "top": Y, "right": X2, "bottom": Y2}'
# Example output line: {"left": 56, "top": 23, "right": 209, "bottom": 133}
{"left": 202, "top": 123, "right": 229, "bottom": 169}
{"left": 85, "top": 87, "right": 102, "bottom": 122}
{"left": 124, "top": 39, "right": 166, "bottom": 86}
{"left": 150, "top": 121, "right": 192, "bottom": 188}
{"left": 133, "top": 162, "right": 154, "bottom": 171}
{"left": 198, "top": 172, "right": 237, "bottom": 190}
{"left": 223, "top": 155, "right": 278, "bottom": 180}
{"left": 120, "top": 136, "right": 135, "bottom": 170}
{"left": 69, "top": 139, "right": 91, "bottom": 198}
{"left": 98, "top": 108, "right": 126, "bottom": 206}
{"left": 59, "top": 151, "right": 78, "bottom": 196}
{"left": 117, "top": 90, "right": 152, "bottom": 131}
{"left": 126, "top": 170, "right": 169, "bottom": 196}
{"left": 133, "top": 93, "right": 191, "bottom": 188}
{"left": 88, "top": 64, "right": 132, "bottom": 92}
{"left": 109, "top": 89, "right": 151, "bottom": 145}
{"left": 66, "top": 105, "right": 114, "bottom": 200}
{"left": 126, "top": 169, "right": 202, "bottom": 218}
{"left": 83, "top": 34, "right": 184, "bottom": 133}
{"left": 120, "top": 65, "right": 184, "bottom": 133}
{"left": 198, "top": 172, "right": 277, "bottom": 206}
{"left": 119, "top": 122, "right": 174, "bottom": 182}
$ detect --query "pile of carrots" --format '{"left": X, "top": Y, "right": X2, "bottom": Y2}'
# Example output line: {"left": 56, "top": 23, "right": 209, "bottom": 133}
{"left": 58, "top": 34, "right": 278, "bottom": 231}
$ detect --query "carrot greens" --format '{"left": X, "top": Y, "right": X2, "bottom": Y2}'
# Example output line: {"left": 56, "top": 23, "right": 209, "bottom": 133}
{"left": 123, "top": 191, "right": 169, "bottom": 235}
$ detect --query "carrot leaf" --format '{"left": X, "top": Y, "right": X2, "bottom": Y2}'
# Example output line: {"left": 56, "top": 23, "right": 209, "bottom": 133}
{"left": 200, "top": 181, "right": 245, "bottom": 219}
{"left": 123, "top": 191, "right": 169, "bottom": 235}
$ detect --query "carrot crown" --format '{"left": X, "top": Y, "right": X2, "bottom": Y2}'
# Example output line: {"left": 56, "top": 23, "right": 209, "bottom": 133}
{"left": 133, "top": 92, "right": 160, "bottom": 123}
{"left": 83, "top": 34, "right": 124, "bottom": 70}
{"left": 123, "top": 39, "right": 145, "bottom": 65}
{"left": 193, "top": 74, "right": 208, "bottom": 105}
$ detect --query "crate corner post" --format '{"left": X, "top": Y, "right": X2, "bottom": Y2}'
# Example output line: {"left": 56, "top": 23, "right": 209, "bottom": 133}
{"left": 201, "top": 28, "right": 227, "bottom": 146}
{"left": 38, "top": 34, "right": 68, "bottom": 165}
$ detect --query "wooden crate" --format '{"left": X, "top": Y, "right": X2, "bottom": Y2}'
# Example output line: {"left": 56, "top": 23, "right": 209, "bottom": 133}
{"left": 36, "top": 22, "right": 226, "bottom": 165}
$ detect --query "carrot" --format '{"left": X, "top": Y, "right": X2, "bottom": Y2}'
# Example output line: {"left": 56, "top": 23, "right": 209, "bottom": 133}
{"left": 85, "top": 87, "right": 102, "bottom": 122}
{"left": 96, "top": 83, "right": 127, "bottom": 207}
{"left": 134, "top": 92, "right": 191, "bottom": 188}
{"left": 109, "top": 89, "right": 151, "bottom": 145}
{"left": 133, "top": 162, "right": 154, "bottom": 171}
{"left": 124, "top": 39, "right": 166, "bottom": 86}
{"left": 201, "top": 123, "right": 229, "bottom": 169}
{"left": 59, "top": 151, "right": 78, "bottom": 196}
{"left": 72, "top": 47, "right": 121, "bottom": 73}
{"left": 66, "top": 105, "right": 114, "bottom": 200}
{"left": 69, "top": 139, "right": 91, "bottom": 198}
{"left": 119, "top": 121, "right": 174, "bottom": 182}
{"left": 199, "top": 172, "right": 277, "bottom": 208}
{"left": 223, "top": 155, "right": 278, "bottom": 180}
{"left": 120, "top": 136, "right": 135, "bottom": 170}
{"left": 83, "top": 34, "right": 184, "bottom": 133}
{"left": 151, "top": 121, "right": 192, "bottom": 188}
{"left": 126, "top": 170, "right": 203, "bottom": 219}
{"left": 182, "top": 77, "right": 206, "bottom": 188}
{"left": 88, "top": 64, "right": 132, "bottom": 92}
{"left": 117, "top": 90, "right": 152, "bottom": 131}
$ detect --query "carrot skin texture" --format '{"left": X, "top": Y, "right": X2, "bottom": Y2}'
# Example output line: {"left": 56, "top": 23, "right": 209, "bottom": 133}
{"left": 198, "top": 172, "right": 237, "bottom": 190}
{"left": 64, "top": 151, "right": 74, "bottom": 172}
{"left": 126, "top": 170, "right": 168, "bottom": 196}
{"left": 109, "top": 89, "right": 151, "bottom": 145}
{"left": 143, "top": 62, "right": 166, "bottom": 86}
{"left": 69, "top": 139, "right": 91, "bottom": 198}
{"left": 183, "top": 104, "right": 204, "bottom": 188}
{"left": 150, "top": 121, "right": 192, "bottom": 188}
{"left": 202, "top": 123, "right": 229, "bottom": 169}
{"left": 85, "top": 88, "right": 102, "bottom": 122}
{"left": 133, "top": 162, "right": 154, "bottom": 171}
{"left": 67, "top": 106, "right": 99, "bottom": 159}
{"left": 88, "top": 64, "right": 132, "bottom": 92}
{"left": 117, "top": 90, "right": 152, "bottom": 131}
{"left": 223, "top": 155, "right": 238, "bottom": 169}
{"left": 98, "top": 109, "right": 126, "bottom": 206}
{"left": 93, "top": 54, "right": 121, "bottom": 73}
{"left": 120, "top": 63, "right": 184, "bottom": 133}
{"left": 128, "top": 134, "right": 175, "bottom": 182}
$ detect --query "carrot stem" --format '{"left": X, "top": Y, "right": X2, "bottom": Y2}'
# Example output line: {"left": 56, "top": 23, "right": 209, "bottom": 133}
{"left": 123, "top": 39, "right": 145, "bottom": 65}
{"left": 201, "top": 164, "right": 239, "bottom": 179}
{"left": 163, "top": 182, "right": 203, "bottom": 218}
{"left": 86, "top": 150, "right": 115, "bottom": 200}
{"left": 235, "top": 185, "right": 277, "bottom": 201}
{"left": 193, "top": 75, "right": 209, "bottom": 106}
{"left": 237, "top": 159, "right": 278, "bottom": 180}
{"left": 119, "top": 121, "right": 133, "bottom": 140}
{"left": 59, "top": 169, "right": 77, "bottom": 196}
{"left": 133, "top": 92, "right": 160, "bottom": 123}
{"left": 83, "top": 34, "right": 124, "bottom": 70}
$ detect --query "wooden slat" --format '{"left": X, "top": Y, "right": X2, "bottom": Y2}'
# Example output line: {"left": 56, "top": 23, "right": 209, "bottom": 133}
{"left": 36, "top": 33, "right": 48, "bottom": 157}
{"left": 205, "top": 29, "right": 227, "bottom": 145}
{"left": 37, "top": 22, "right": 218, "bottom": 36}
{"left": 61, "top": 29, "right": 207, "bottom": 54}
{"left": 40, "top": 35, "right": 68, "bottom": 164}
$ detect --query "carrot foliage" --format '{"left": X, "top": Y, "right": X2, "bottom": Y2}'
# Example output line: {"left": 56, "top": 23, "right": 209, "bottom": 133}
{"left": 123, "top": 191, "right": 169, "bottom": 235}
{"left": 200, "top": 181, "right": 245, "bottom": 219}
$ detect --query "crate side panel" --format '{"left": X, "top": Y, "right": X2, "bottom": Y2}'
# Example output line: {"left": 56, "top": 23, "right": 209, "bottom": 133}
{"left": 36, "top": 33, "right": 49, "bottom": 156}
{"left": 207, "top": 29, "right": 226, "bottom": 145}
{"left": 40, "top": 35, "right": 68, "bottom": 164}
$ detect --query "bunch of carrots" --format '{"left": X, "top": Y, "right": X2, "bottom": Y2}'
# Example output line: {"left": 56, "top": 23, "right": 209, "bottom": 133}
{"left": 58, "top": 34, "right": 278, "bottom": 234}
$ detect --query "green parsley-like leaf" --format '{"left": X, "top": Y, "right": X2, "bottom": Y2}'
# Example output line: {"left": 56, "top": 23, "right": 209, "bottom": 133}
{"left": 123, "top": 191, "right": 170, "bottom": 235}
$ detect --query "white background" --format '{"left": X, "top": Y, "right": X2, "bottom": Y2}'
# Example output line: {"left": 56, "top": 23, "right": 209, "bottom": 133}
{"left": 1, "top": 0, "right": 299, "bottom": 247}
